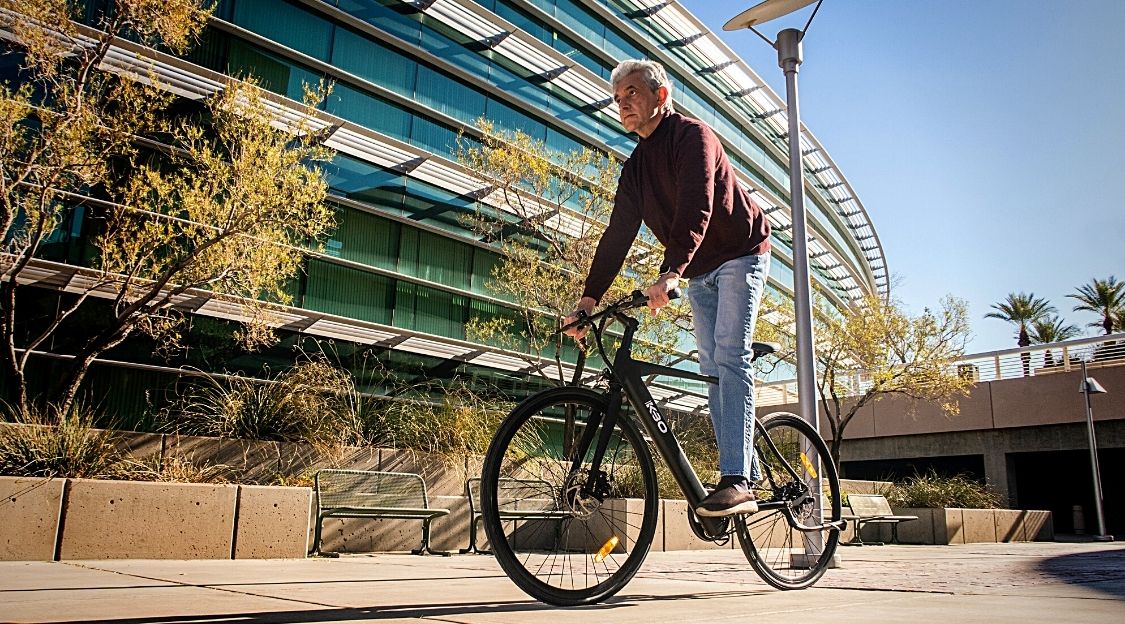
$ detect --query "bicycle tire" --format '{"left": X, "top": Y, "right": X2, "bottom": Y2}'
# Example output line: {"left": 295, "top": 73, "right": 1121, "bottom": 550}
{"left": 481, "top": 387, "right": 659, "bottom": 606}
{"left": 735, "top": 412, "right": 841, "bottom": 589}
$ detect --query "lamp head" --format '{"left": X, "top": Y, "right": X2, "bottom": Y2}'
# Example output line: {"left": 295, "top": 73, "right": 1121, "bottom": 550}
{"left": 1081, "top": 377, "right": 1108, "bottom": 395}
{"left": 724, "top": 0, "right": 819, "bottom": 31}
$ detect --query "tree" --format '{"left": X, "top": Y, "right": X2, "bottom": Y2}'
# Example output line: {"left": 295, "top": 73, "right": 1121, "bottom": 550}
{"left": 813, "top": 294, "right": 974, "bottom": 472}
{"left": 984, "top": 292, "right": 1056, "bottom": 376}
{"left": 1068, "top": 276, "right": 1125, "bottom": 336}
{"left": 1, "top": 1, "right": 336, "bottom": 415}
{"left": 455, "top": 120, "right": 686, "bottom": 386}
{"left": 1029, "top": 315, "right": 1081, "bottom": 368}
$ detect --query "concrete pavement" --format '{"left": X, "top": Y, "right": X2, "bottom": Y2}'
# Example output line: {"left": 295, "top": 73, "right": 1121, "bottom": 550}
{"left": 2, "top": 542, "right": 1124, "bottom": 623}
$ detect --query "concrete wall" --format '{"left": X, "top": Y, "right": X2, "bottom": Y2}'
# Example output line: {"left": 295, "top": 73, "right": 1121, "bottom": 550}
{"left": 765, "top": 361, "right": 1125, "bottom": 441}
{"left": 764, "top": 364, "right": 1125, "bottom": 512}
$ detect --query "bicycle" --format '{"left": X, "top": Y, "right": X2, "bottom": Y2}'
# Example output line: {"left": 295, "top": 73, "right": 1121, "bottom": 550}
{"left": 480, "top": 290, "right": 844, "bottom": 606}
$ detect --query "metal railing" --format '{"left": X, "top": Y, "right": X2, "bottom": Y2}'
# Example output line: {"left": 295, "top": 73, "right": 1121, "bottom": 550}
{"left": 755, "top": 332, "right": 1125, "bottom": 407}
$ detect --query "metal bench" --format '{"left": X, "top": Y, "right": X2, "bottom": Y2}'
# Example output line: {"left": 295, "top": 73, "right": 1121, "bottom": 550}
{"left": 842, "top": 494, "right": 918, "bottom": 546}
{"left": 460, "top": 476, "right": 571, "bottom": 554}
{"left": 311, "top": 469, "right": 450, "bottom": 556}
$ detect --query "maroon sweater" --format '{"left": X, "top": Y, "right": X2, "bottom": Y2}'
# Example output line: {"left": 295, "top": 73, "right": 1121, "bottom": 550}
{"left": 582, "top": 113, "right": 771, "bottom": 302}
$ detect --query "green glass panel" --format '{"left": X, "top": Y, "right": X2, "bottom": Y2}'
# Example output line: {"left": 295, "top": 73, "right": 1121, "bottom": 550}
{"left": 393, "top": 282, "right": 468, "bottom": 339}
{"left": 303, "top": 259, "right": 393, "bottom": 324}
{"left": 227, "top": 41, "right": 320, "bottom": 102}
{"left": 325, "top": 208, "right": 400, "bottom": 271}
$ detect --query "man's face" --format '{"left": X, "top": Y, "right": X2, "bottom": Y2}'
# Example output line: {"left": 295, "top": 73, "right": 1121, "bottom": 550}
{"left": 613, "top": 71, "right": 667, "bottom": 138}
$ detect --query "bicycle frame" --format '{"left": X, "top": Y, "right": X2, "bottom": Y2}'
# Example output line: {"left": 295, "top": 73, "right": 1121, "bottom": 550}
{"left": 578, "top": 309, "right": 776, "bottom": 538}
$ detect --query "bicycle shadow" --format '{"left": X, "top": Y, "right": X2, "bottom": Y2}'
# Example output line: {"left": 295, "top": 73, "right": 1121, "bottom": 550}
{"left": 1034, "top": 547, "right": 1125, "bottom": 600}
{"left": 42, "top": 589, "right": 763, "bottom": 623}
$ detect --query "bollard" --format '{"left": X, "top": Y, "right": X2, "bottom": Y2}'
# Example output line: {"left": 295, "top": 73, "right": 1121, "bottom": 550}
{"left": 1072, "top": 505, "right": 1086, "bottom": 535}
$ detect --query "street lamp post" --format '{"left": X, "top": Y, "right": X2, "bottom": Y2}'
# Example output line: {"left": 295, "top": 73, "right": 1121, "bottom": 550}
{"left": 724, "top": 0, "right": 830, "bottom": 565}
{"left": 1079, "top": 360, "right": 1113, "bottom": 541}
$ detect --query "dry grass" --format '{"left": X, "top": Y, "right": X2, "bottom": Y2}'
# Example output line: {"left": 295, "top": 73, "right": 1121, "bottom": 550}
{"left": 0, "top": 404, "right": 133, "bottom": 479}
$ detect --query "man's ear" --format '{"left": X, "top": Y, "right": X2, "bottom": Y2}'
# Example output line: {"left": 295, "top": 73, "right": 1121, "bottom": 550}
{"left": 657, "top": 85, "right": 669, "bottom": 107}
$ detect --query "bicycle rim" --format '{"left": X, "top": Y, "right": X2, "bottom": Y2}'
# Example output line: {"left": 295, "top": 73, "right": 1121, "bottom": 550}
{"left": 481, "top": 387, "right": 659, "bottom": 606}
{"left": 736, "top": 412, "right": 841, "bottom": 589}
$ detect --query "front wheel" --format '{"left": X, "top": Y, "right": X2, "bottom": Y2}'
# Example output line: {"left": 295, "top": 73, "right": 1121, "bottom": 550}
{"left": 736, "top": 412, "right": 842, "bottom": 589}
{"left": 480, "top": 387, "right": 659, "bottom": 606}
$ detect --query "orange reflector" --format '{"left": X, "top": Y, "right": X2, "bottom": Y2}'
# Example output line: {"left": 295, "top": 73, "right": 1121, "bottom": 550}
{"left": 593, "top": 536, "right": 619, "bottom": 562}
{"left": 799, "top": 452, "right": 818, "bottom": 479}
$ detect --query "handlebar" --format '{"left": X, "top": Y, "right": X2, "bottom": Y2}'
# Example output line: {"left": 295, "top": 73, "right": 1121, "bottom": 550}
{"left": 558, "top": 288, "right": 682, "bottom": 335}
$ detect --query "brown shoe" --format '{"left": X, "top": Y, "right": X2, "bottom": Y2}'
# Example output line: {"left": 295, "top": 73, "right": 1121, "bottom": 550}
{"left": 696, "top": 475, "right": 758, "bottom": 517}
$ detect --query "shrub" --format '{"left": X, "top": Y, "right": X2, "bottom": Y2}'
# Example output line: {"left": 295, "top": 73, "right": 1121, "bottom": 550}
{"left": 362, "top": 382, "right": 507, "bottom": 461}
{"left": 0, "top": 404, "right": 133, "bottom": 479}
{"left": 127, "top": 455, "right": 230, "bottom": 484}
{"left": 881, "top": 471, "right": 1003, "bottom": 509}
{"left": 163, "top": 359, "right": 364, "bottom": 447}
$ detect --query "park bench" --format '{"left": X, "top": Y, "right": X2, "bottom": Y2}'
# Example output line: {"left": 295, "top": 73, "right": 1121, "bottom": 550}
{"left": 841, "top": 493, "right": 918, "bottom": 546}
{"left": 460, "top": 476, "right": 572, "bottom": 554}
{"left": 311, "top": 469, "right": 450, "bottom": 556}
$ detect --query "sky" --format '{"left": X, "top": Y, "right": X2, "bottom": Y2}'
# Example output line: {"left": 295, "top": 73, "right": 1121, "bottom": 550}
{"left": 677, "top": 0, "right": 1125, "bottom": 354}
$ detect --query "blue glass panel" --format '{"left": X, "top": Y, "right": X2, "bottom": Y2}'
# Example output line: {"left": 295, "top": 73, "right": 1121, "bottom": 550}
{"left": 232, "top": 0, "right": 332, "bottom": 61}
{"left": 336, "top": 0, "right": 422, "bottom": 45}
{"left": 331, "top": 28, "right": 415, "bottom": 97}
{"left": 415, "top": 65, "right": 486, "bottom": 123}
{"left": 326, "top": 84, "right": 411, "bottom": 141}
{"left": 322, "top": 154, "right": 407, "bottom": 212}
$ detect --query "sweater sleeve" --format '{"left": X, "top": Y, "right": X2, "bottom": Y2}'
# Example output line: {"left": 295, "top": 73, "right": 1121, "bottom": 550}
{"left": 581, "top": 172, "right": 642, "bottom": 303}
{"left": 662, "top": 124, "right": 716, "bottom": 276}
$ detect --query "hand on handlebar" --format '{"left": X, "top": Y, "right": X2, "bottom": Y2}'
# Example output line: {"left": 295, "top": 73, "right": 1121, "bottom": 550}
{"left": 562, "top": 296, "right": 597, "bottom": 339}
{"left": 643, "top": 272, "right": 681, "bottom": 315}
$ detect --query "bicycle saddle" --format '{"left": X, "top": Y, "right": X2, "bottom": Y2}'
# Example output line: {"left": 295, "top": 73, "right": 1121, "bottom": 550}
{"left": 751, "top": 342, "right": 779, "bottom": 359}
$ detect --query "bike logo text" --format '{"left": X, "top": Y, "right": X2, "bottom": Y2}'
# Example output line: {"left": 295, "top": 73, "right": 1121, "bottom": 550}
{"left": 644, "top": 400, "right": 669, "bottom": 434}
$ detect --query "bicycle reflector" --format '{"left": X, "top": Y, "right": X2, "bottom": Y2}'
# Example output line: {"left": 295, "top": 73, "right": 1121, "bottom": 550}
{"left": 799, "top": 452, "right": 818, "bottom": 479}
{"left": 593, "top": 536, "right": 619, "bottom": 562}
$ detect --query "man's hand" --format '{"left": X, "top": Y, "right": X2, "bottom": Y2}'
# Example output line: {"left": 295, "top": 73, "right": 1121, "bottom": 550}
{"left": 644, "top": 272, "right": 680, "bottom": 314}
{"left": 562, "top": 296, "right": 597, "bottom": 339}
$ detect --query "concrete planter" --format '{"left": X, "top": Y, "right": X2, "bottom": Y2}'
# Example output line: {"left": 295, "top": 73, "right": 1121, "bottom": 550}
{"left": 858, "top": 506, "right": 1055, "bottom": 545}
{"left": 1, "top": 476, "right": 313, "bottom": 560}
{"left": 1, "top": 477, "right": 65, "bottom": 561}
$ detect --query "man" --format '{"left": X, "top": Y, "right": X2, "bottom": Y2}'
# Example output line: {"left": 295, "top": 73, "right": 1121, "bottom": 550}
{"left": 564, "top": 60, "right": 771, "bottom": 518}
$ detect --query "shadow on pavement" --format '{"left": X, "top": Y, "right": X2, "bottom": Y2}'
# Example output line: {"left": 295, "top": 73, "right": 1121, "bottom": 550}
{"left": 42, "top": 589, "right": 766, "bottom": 623}
{"left": 1036, "top": 547, "right": 1125, "bottom": 599}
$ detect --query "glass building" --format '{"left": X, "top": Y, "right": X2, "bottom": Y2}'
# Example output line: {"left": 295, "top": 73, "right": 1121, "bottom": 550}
{"left": 2, "top": 0, "right": 885, "bottom": 419}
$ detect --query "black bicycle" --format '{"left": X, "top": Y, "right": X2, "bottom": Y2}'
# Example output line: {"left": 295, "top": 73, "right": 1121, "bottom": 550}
{"left": 480, "top": 290, "right": 844, "bottom": 606}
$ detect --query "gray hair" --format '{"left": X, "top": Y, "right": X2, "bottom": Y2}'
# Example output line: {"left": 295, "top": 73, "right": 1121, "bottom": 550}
{"left": 610, "top": 59, "right": 674, "bottom": 113}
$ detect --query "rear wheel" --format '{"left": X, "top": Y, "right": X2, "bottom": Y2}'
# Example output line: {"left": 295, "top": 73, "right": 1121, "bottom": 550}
{"left": 481, "top": 387, "right": 659, "bottom": 606}
{"left": 736, "top": 412, "right": 841, "bottom": 589}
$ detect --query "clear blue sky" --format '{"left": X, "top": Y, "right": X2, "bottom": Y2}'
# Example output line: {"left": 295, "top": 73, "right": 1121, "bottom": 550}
{"left": 679, "top": 0, "right": 1125, "bottom": 353}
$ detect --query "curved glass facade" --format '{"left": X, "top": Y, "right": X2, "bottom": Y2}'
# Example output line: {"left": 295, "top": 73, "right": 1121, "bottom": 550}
{"left": 4, "top": 0, "right": 887, "bottom": 414}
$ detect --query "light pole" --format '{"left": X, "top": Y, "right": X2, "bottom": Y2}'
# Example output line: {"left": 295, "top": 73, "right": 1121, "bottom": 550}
{"left": 1079, "top": 360, "right": 1113, "bottom": 541}
{"left": 724, "top": 0, "right": 830, "bottom": 565}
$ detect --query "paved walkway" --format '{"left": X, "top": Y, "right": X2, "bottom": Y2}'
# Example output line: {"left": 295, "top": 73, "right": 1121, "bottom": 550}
{"left": 2, "top": 542, "right": 1124, "bottom": 623}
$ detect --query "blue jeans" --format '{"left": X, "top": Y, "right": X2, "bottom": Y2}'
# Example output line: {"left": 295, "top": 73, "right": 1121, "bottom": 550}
{"left": 687, "top": 252, "right": 770, "bottom": 481}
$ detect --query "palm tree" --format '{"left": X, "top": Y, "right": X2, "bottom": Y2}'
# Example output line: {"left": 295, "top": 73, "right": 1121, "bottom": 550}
{"left": 1029, "top": 315, "right": 1081, "bottom": 368}
{"left": 985, "top": 292, "right": 1056, "bottom": 376}
{"left": 1068, "top": 276, "right": 1125, "bottom": 335}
